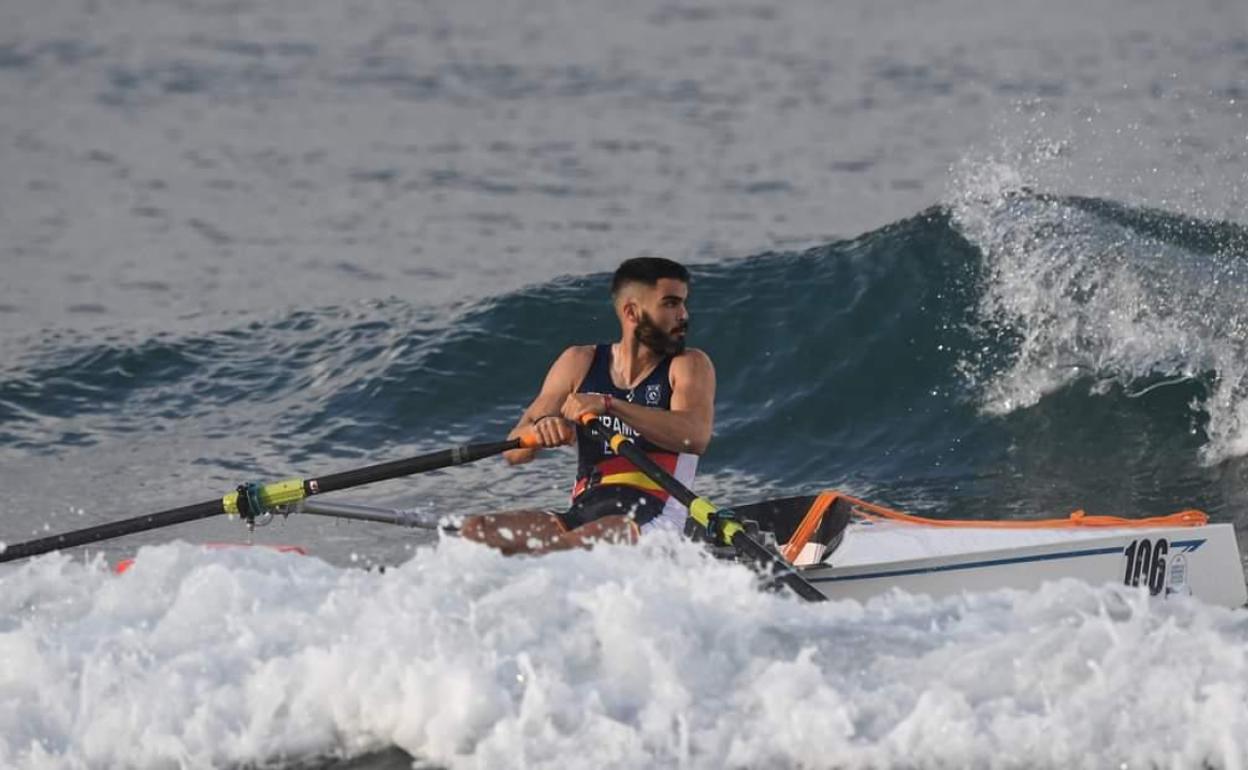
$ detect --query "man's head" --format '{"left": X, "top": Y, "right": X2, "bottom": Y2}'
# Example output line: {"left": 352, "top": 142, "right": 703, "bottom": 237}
{"left": 611, "top": 257, "right": 691, "bottom": 356}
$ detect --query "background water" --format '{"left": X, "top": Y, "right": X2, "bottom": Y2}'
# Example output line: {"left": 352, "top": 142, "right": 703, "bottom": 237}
{"left": 2, "top": 0, "right": 1248, "bottom": 767}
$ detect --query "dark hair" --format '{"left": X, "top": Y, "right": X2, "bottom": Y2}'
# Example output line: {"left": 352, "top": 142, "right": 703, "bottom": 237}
{"left": 610, "top": 257, "right": 690, "bottom": 296}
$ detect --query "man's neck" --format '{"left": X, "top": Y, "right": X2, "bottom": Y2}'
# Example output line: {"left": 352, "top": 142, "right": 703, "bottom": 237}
{"left": 611, "top": 337, "right": 663, "bottom": 388}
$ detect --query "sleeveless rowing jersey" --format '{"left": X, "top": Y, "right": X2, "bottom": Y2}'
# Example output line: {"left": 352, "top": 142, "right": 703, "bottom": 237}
{"left": 574, "top": 343, "right": 699, "bottom": 532}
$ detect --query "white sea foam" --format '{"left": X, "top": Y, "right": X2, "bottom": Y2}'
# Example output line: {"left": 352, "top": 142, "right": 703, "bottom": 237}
{"left": 1, "top": 538, "right": 1246, "bottom": 769}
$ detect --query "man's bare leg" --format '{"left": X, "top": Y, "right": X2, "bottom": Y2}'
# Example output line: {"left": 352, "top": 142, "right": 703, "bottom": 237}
{"left": 541, "top": 515, "right": 638, "bottom": 552}
{"left": 459, "top": 510, "right": 568, "bottom": 555}
{"left": 460, "top": 512, "right": 639, "bottom": 555}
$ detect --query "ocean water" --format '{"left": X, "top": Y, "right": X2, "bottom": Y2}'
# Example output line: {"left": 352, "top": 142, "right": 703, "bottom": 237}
{"left": 2, "top": 0, "right": 1248, "bottom": 767}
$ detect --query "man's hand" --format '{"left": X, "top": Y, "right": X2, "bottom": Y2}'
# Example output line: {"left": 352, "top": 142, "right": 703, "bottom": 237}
{"left": 532, "top": 414, "right": 576, "bottom": 447}
{"left": 561, "top": 392, "right": 608, "bottom": 422}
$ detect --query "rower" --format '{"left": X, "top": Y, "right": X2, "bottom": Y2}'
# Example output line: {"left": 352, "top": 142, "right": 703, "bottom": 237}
{"left": 460, "top": 257, "right": 716, "bottom": 554}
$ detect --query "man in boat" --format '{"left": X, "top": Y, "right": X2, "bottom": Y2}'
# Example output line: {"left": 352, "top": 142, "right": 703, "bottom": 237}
{"left": 460, "top": 257, "right": 716, "bottom": 554}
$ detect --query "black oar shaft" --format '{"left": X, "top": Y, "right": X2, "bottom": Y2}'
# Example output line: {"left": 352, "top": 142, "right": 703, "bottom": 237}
{"left": 0, "top": 437, "right": 525, "bottom": 564}
{"left": 588, "top": 429, "right": 698, "bottom": 508}
{"left": 0, "top": 500, "right": 224, "bottom": 563}
{"left": 308, "top": 440, "right": 520, "bottom": 495}
{"left": 580, "top": 418, "right": 826, "bottom": 603}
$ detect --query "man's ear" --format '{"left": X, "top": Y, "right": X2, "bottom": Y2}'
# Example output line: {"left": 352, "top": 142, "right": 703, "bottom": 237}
{"left": 621, "top": 298, "right": 640, "bottom": 324}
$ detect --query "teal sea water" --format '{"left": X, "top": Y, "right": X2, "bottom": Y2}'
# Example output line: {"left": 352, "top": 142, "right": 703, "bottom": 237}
{"left": 5, "top": 197, "right": 1248, "bottom": 560}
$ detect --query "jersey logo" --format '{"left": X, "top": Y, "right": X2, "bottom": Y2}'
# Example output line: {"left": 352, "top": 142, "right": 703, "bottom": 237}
{"left": 644, "top": 383, "right": 663, "bottom": 405}
{"left": 598, "top": 415, "right": 640, "bottom": 438}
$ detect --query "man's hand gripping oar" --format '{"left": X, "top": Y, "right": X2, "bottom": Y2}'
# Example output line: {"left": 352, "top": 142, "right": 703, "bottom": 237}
{"left": 577, "top": 414, "right": 827, "bottom": 603}
{"left": 0, "top": 431, "right": 542, "bottom": 564}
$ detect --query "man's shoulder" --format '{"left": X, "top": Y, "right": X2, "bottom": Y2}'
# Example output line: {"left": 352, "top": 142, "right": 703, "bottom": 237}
{"left": 671, "top": 347, "right": 714, "bottom": 374}
{"left": 550, "top": 344, "right": 598, "bottom": 374}
{"left": 558, "top": 344, "right": 598, "bottom": 363}
{"left": 540, "top": 345, "right": 599, "bottom": 392}
{"left": 674, "top": 346, "right": 712, "bottom": 363}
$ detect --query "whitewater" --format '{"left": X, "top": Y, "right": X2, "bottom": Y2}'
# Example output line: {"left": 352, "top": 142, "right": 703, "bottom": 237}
{"left": 4, "top": 538, "right": 1248, "bottom": 769}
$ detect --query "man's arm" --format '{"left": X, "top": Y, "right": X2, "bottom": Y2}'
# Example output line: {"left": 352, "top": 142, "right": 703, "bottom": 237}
{"left": 504, "top": 346, "right": 594, "bottom": 465}
{"left": 561, "top": 348, "right": 716, "bottom": 455}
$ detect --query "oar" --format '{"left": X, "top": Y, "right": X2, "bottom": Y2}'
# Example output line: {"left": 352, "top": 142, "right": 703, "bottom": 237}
{"left": 0, "top": 432, "right": 539, "bottom": 564}
{"left": 578, "top": 415, "right": 827, "bottom": 602}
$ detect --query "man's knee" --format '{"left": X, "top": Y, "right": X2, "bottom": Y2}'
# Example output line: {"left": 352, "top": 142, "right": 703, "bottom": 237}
{"left": 459, "top": 511, "right": 562, "bottom": 552}
{"left": 573, "top": 515, "right": 640, "bottom": 546}
{"left": 459, "top": 514, "right": 489, "bottom": 542}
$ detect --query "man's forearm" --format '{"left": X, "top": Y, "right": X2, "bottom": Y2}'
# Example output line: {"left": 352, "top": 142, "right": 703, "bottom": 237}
{"left": 605, "top": 399, "right": 710, "bottom": 455}
{"left": 504, "top": 408, "right": 544, "bottom": 464}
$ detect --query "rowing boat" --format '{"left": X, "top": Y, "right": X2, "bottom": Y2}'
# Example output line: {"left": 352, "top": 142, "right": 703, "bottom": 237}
{"left": 735, "top": 493, "right": 1248, "bottom": 608}
{"left": 4, "top": 419, "right": 1244, "bottom": 608}
{"left": 8, "top": 488, "right": 1246, "bottom": 607}
{"left": 292, "top": 492, "right": 1248, "bottom": 608}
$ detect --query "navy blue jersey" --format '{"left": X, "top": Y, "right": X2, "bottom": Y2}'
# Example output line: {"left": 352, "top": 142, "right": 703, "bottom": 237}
{"left": 571, "top": 344, "right": 698, "bottom": 534}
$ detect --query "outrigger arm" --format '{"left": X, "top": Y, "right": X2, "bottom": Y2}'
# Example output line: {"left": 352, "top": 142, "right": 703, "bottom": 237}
{"left": 293, "top": 499, "right": 460, "bottom": 530}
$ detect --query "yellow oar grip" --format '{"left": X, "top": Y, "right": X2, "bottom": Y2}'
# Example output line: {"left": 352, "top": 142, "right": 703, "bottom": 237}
{"left": 688, "top": 497, "right": 744, "bottom": 543}
{"left": 719, "top": 520, "right": 745, "bottom": 542}
{"left": 688, "top": 497, "right": 717, "bottom": 527}
{"left": 222, "top": 478, "right": 307, "bottom": 516}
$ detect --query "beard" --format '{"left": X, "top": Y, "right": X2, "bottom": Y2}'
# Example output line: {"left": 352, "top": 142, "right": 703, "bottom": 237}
{"left": 635, "top": 311, "right": 688, "bottom": 356}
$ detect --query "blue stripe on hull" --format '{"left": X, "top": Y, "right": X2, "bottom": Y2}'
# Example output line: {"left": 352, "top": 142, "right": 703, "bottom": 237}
{"left": 807, "top": 538, "right": 1207, "bottom": 584}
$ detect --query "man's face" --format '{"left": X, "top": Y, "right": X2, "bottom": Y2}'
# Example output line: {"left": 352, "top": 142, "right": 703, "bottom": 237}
{"left": 634, "top": 278, "right": 689, "bottom": 356}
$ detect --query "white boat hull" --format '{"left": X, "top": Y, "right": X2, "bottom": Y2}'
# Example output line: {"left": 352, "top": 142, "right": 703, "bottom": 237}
{"left": 796, "top": 522, "right": 1247, "bottom": 607}
{"left": 305, "top": 493, "right": 1248, "bottom": 608}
